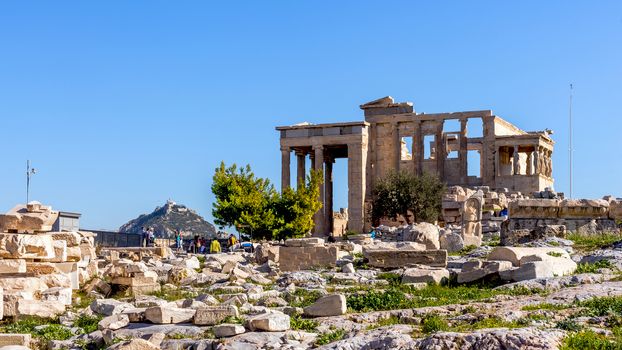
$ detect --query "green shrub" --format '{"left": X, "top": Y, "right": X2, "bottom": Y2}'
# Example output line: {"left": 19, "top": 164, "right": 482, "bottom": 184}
{"left": 37, "top": 324, "right": 74, "bottom": 341}
{"left": 366, "top": 315, "right": 402, "bottom": 329}
{"left": 547, "top": 251, "right": 563, "bottom": 257}
{"left": 567, "top": 232, "right": 622, "bottom": 251}
{"left": 521, "top": 303, "right": 569, "bottom": 311}
{"left": 561, "top": 329, "right": 622, "bottom": 350}
{"left": 74, "top": 314, "right": 103, "bottom": 334}
{"left": 421, "top": 314, "right": 449, "bottom": 333}
{"left": 315, "top": 329, "right": 346, "bottom": 346}
{"left": 578, "top": 296, "right": 622, "bottom": 317}
{"left": 288, "top": 289, "right": 323, "bottom": 308}
{"left": 556, "top": 319, "right": 584, "bottom": 332}
{"left": 290, "top": 314, "right": 319, "bottom": 331}
{"left": 377, "top": 272, "right": 402, "bottom": 285}
{"left": 576, "top": 259, "right": 615, "bottom": 274}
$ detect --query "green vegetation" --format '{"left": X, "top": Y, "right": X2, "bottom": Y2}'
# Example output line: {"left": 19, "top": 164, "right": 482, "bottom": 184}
{"left": 421, "top": 314, "right": 449, "bottom": 333}
{"left": 521, "top": 303, "right": 570, "bottom": 311}
{"left": 577, "top": 296, "right": 622, "bottom": 317}
{"left": 149, "top": 288, "right": 198, "bottom": 301}
{"left": 561, "top": 328, "right": 622, "bottom": 350}
{"left": 315, "top": 328, "right": 346, "bottom": 346}
{"left": 377, "top": 272, "right": 402, "bottom": 285}
{"left": 72, "top": 290, "right": 96, "bottom": 310}
{"left": 449, "top": 245, "right": 478, "bottom": 256}
{"left": 370, "top": 170, "right": 445, "bottom": 225}
{"left": 366, "top": 315, "right": 403, "bottom": 330}
{"left": 287, "top": 288, "right": 323, "bottom": 308}
{"left": 556, "top": 319, "right": 584, "bottom": 332}
{"left": 290, "top": 314, "right": 319, "bottom": 331}
{"left": 347, "top": 283, "right": 540, "bottom": 312}
{"left": 575, "top": 259, "right": 615, "bottom": 274}
{"left": 74, "top": 314, "right": 103, "bottom": 334}
{"left": 0, "top": 317, "right": 74, "bottom": 342}
{"left": 567, "top": 232, "right": 622, "bottom": 251}
{"left": 547, "top": 251, "right": 563, "bottom": 257}
{"left": 211, "top": 162, "right": 323, "bottom": 240}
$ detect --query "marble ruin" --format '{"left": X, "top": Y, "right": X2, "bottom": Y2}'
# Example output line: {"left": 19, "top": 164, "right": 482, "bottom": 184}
{"left": 277, "top": 96, "right": 555, "bottom": 235}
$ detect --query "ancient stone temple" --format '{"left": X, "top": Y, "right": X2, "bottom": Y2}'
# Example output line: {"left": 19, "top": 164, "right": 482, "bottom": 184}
{"left": 276, "top": 96, "right": 555, "bottom": 235}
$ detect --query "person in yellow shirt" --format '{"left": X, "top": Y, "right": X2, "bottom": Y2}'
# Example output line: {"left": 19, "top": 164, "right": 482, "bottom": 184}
{"left": 228, "top": 234, "right": 237, "bottom": 251}
{"left": 210, "top": 239, "right": 221, "bottom": 254}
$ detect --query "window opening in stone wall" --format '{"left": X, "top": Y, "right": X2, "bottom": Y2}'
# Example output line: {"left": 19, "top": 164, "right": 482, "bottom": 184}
{"left": 467, "top": 150, "right": 481, "bottom": 178}
{"left": 467, "top": 118, "right": 483, "bottom": 138}
{"left": 424, "top": 135, "right": 435, "bottom": 159}
{"left": 400, "top": 136, "right": 413, "bottom": 160}
{"left": 443, "top": 119, "right": 461, "bottom": 133}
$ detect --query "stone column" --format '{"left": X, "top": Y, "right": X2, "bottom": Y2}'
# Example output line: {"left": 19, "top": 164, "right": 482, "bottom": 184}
{"left": 313, "top": 145, "right": 325, "bottom": 236}
{"left": 393, "top": 122, "right": 400, "bottom": 170}
{"left": 413, "top": 121, "right": 423, "bottom": 175}
{"left": 348, "top": 142, "right": 367, "bottom": 233}
{"left": 494, "top": 146, "right": 500, "bottom": 177}
{"left": 435, "top": 121, "right": 445, "bottom": 179}
{"left": 281, "top": 147, "right": 290, "bottom": 191}
{"left": 526, "top": 150, "right": 533, "bottom": 175}
{"left": 513, "top": 145, "right": 520, "bottom": 175}
{"left": 459, "top": 118, "right": 468, "bottom": 183}
{"left": 533, "top": 145, "right": 540, "bottom": 175}
{"left": 296, "top": 151, "right": 306, "bottom": 186}
{"left": 324, "top": 158, "right": 333, "bottom": 235}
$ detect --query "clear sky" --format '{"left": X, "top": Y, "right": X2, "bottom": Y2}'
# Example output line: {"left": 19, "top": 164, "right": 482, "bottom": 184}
{"left": 0, "top": 1, "right": 620, "bottom": 230}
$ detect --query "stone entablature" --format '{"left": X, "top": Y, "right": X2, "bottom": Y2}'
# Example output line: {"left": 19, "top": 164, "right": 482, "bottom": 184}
{"left": 277, "top": 96, "right": 555, "bottom": 235}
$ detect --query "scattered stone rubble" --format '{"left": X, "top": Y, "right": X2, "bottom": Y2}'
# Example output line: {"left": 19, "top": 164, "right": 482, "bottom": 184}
{"left": 3, "top": 197, "right": 622, "bottom": 349}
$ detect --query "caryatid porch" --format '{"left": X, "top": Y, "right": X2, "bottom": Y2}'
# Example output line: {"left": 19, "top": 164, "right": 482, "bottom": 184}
{"left": 276, "top": 122, "right": 369, "bottom": 237}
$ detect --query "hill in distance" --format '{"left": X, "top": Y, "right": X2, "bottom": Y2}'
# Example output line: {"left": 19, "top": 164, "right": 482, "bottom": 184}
{"left": 119, "top": 200, "right": 217, "bottom": 238}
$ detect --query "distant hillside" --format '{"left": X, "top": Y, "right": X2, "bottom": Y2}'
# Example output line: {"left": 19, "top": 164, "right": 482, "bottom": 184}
{"left": 119, "top": 200, "right": 217, "bottom": 238}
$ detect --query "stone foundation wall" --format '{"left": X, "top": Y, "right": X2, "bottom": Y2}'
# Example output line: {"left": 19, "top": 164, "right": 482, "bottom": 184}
{"left": 278, "top": 246, "right": 338, "bottom": 272}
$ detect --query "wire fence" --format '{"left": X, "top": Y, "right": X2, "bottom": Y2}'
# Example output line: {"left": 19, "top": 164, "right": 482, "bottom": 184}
{"left": 89, "top": 230, "right": 142, "bottom": 247}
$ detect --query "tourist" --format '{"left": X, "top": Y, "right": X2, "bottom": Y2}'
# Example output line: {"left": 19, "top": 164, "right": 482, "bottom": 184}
{"left": 210, "top": 238, "right": 221, "bottom": 254}
{"left": 227, "top": 234, "right": 237, "bottom": 251}
{"left": 148, "top": 227, "right": 155, "bottom": 246}
{"left": 199, "top": 237, "right": 207, "bottom": 254}
{"left": 174, "top": 230, "right": 182, "bottom": 251}
{"left": 193, "top": 235, "right": 200, "bottom": 254}
{"left": 141, "top": 226, "right": 148, "bottom": 247}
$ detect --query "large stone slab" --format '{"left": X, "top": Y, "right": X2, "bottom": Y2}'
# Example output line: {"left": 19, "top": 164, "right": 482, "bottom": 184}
{"left": 279, "top": 246, "right": 338, "bottom": 272}
{"left": 364, "top": 249, "right": 447, "bottom": 268}
{"left": 193, "top": 305, "right": 239, "bottom": 326}
{"left": 247, "top": 312, "right": 290, "bottom": 332}
{"left": 145, "top": 306, "right": 196, "bottom": 324}
{"left": 303, "top": 294, "right": 346, "bottom": 317}
{"left": 487, "top": 247, "right": 570, "bottom": 267}
{"left": 0, "top": 333, "right": 31, "bottom": 347}
{"left": 16, "top": 299, "right": 65, "bottom": 318}
{"left": 0, "top": 233, "right": 55, "bottom": 259}
{"left": 0, "top": 259, "right": 26, "bottom": 273}
{"left": 402, "top": 267, "right": 449, "bottom": 285}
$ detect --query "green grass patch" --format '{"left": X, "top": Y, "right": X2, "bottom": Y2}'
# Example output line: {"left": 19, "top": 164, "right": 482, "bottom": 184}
{"left": 377, "top": 272, "right": 402, "bottom": 285}
{"left": 74, "top": 314, "right": 103, "bottom": 334}
{"left": 547, "top": 251, "right": 563, "bottom": 257}
{"left": 315, "top": 328, "right": 346, "bottom": 346}
{"left": 577, "top": 296, "right": 622, "bottom": 317}
{"left": 290, "top": 314, "right": 319, "bottom": 332}
{"left": 561, "top": 328, "right": 622, "bottom": 350}
{"left": 556, "top": 319, "right": 584, "bottom": 332}
{"left": 347, "top": 283, "right": 541, "bottom": 312}
{"left": 452, "top": 316, "right": 528, "bottom": 331}
{"left": 567, "top": 232, "right": 622, "bottom": 251}
{"left": 0, "top": 317, "right": 74, "bottom": 341}
{"left": 421, "top": 314, "right": 449, "bottom": 333}
{"left": 149, "top": 288, "right": 198, "bottom": 301}
{"left": 449, "top": 245, "right": 478, "bottom": 256}
{"left": 366, "top": 315, "right": 402, "bottom": 330}
{"left": 576, "top": 259, "right": 615, "bottom": 274}
{"left": 521, "top": 303, "right": 570, "bottom": 311}
{"left": 287, "top": 289, "right": 323, "bottom": 308}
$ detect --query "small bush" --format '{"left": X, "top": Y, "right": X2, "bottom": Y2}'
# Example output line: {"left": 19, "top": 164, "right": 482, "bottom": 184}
{"left": 366, "top": 315, "right": 402, "bottom": 329}
{"left": 556, "top": 319, "right": 584, "bottom": 332}
{"left": 567, "top": 232, "right": 622, "bottom": 251}
{"left": 547, "top": 251, "right": 563, "bottom": 257}
{"left": 377, "top": 272, "right": 402, "bottom": 285}
{"left": 576, "top": 259, "right": 615, "bottom": 274}
{"left": 290, "top": 314, "right": 319, "bottom": 332}
{"left": 74, "top": 314, "right": 103, "bottom": 334}
{"left": 521, "top": 303, "right": 569, "bottom": 311}
{"left": 37, "top": 324, "right": 74, "bottom": 341}
{"left": 578, "top": 296, "right": 622, "bottom": 317}
{"left": 315, "top": 329, "right": 346, "bottom": 346}
{"left": 288, "top": 289, "right": 323, "bottom": 308}
{"left": 421, "top": 314, "right": 449, "bottom": 333}
{"left": 561, "top": 329, "right": 622, "bottom": 350}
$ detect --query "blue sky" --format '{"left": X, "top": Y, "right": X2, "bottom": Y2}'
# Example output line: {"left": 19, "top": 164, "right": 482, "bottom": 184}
{"left": 0, "top": 1, "right": 620, "bottom": 230}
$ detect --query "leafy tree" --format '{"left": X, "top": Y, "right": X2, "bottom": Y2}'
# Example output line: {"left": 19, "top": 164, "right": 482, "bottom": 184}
{"left": 211, "top": 162, "right": 278, "bottom": 239}
{"left": 271, "top": 169, "right": 323, "bottom": 240}
{"left": 370, "top": 171, "right": 445, "bottom": 225}
{"left": 211, "top": 162, "right": 323, "bottom": 240}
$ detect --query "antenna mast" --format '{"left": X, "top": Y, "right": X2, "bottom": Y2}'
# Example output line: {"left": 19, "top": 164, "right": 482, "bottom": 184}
{"left": 569, "top": 84, "right": 573, "bottom": 199}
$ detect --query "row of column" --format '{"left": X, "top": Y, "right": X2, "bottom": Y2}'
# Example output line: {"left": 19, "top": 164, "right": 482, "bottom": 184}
{"left": 496, "top": 144, "right": 552, "bottom": 177}
{"left": 281, "top": 143, "right": 366, "bottom": 235}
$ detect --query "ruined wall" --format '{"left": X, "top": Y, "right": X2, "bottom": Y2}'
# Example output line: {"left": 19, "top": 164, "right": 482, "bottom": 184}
{"left": 278, "top": 238, "right": 339, "bottom": 272}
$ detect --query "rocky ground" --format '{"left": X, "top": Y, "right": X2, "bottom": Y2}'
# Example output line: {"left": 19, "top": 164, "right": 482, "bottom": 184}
{"left": 4, "top": 233, "right": 622, "bottom": 350}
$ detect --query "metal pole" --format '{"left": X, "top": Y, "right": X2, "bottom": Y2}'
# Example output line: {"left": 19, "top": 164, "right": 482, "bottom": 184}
{"left": 569, "top": 84, "right": 573, "bottom": 199}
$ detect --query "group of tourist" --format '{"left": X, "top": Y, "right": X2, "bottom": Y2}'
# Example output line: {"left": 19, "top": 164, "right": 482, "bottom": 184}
{"left": 141, "top": 226, "right": 156, "bottom": 247}
{"left": 173, "top": 230, "right": 239, "bottom": 254}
